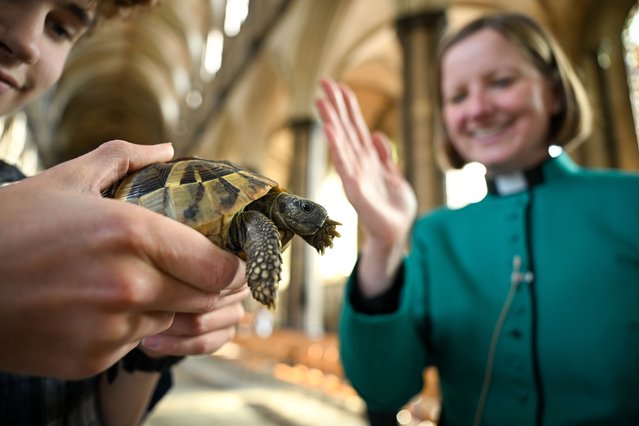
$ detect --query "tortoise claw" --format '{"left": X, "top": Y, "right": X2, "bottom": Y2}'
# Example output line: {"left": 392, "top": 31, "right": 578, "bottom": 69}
{"left": 248, "top": 279, "right": 279, "bottom": 310}
{"left": 305, "top": 218, "right": 341, "bottom": 254}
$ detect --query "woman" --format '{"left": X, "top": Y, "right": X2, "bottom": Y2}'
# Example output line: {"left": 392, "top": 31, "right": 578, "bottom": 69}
{"left": 316, "top": 12, "right": 639, "bottom": 425}
{"left": 0, "top": 1, "right": 249, "bottom": 424}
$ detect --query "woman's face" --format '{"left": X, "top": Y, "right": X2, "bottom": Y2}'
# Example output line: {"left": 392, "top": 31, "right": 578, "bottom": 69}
{"left": 0, "top": 0, "right": 94, "bottom": 116}
{"left": 441, "top": 28, "right": 560, "bottom": 174}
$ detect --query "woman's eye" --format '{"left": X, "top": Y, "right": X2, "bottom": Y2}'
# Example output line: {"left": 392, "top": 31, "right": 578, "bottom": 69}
{"left": 445, "top": 92, "right": 466, "bottom": 105}
{"left": 492, "top": 77, "right": 514, "bottom": 88}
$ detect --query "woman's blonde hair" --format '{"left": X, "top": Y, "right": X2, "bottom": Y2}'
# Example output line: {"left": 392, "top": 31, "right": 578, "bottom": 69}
{"left": 435, "top": 13, "right": 593, "bottom": 170}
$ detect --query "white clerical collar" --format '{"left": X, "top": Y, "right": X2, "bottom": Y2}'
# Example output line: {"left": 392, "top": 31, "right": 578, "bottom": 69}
{"left": 486, "top": 163, "right": 545, "bottom": 196}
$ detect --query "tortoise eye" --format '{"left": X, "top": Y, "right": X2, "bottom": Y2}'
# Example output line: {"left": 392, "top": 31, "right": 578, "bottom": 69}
{"left": 301, "top": 202, "right": 312, "bottom": 213}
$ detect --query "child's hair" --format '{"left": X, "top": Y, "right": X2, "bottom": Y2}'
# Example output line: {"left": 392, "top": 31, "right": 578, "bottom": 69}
{"left": 93, "top": 0, "right": 159, "bottom": 22}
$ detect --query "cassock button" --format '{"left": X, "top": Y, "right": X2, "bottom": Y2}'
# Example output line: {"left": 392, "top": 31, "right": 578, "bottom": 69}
{"left": 509, "top": 357, "right": 523, "bottom": 371}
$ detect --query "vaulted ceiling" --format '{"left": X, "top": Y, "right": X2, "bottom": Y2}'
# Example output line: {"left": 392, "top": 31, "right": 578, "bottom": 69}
{"left": 23, "top": 0, "right": 638, "bottom": 180}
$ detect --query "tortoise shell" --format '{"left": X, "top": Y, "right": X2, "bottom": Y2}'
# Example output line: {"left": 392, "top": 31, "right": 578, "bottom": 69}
{"left": 110, "top": 158, "right": 278, "bottom": 248}
{"left": 107, "top": 158, "right": 340, "bottom": 309}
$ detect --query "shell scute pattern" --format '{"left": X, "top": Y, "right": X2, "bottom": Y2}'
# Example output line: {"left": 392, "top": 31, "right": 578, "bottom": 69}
{"left": 123, "top": 162, "right": 172, "bottom": 201}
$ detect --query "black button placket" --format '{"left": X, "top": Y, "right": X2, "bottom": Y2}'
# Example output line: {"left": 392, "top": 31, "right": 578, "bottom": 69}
{"left": 501, "top": 192, "right": 537, "bottom": 424}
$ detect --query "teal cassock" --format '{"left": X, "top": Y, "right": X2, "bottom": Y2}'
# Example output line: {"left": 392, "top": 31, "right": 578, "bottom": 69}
{"left": 339, "top": 153, "right": 639, "bottom": 425}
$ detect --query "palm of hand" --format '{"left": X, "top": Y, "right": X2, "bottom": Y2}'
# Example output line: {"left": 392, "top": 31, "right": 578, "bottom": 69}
{"left": 340, "top": 137, "right": 417, "bottom": 248}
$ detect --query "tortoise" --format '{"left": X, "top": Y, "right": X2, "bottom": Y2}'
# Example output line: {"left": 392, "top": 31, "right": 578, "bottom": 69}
{"left": 104, "top": 157, "right": 341, "bottom": 309}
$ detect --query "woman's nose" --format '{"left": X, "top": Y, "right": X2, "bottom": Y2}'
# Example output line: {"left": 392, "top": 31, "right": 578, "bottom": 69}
{"left": 466, "top": 88, "right": 494, "bottom": 118}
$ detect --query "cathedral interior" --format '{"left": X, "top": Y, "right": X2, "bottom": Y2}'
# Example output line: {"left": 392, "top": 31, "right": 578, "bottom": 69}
{"left": 2, "top": 0, "right": 639, "bottom": 424}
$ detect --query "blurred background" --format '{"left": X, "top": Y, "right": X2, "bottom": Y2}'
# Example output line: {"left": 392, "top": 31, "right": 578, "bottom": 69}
{"left": 2, "top": 0, "right": 639, "bottom": 424}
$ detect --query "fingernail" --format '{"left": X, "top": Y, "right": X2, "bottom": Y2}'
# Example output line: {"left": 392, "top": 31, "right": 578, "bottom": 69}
{"left": 142, "top": 336, "right": 159, "bottom": 349}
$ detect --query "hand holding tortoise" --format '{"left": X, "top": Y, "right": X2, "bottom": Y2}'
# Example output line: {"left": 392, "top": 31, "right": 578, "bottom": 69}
{"left": 0, "top": 140, "right": 248, "bottom": 378}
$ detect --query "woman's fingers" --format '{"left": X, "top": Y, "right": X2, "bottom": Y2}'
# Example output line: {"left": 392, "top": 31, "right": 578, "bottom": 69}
{"left": 372, "top": 131, "right": 395, "bottom": 172}
{"left": 317, "top": 79, "right": 367, "bottom": 180}
{"left": 339, "top": 81, "right": 373, "bottom": 149}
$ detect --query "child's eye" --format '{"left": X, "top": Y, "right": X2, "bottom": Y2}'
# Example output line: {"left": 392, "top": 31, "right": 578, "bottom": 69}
{"left": 45, "top": 9, "right": 91, "bottom": 43}
{"left": 47, "top": 20, "right": 74, "bottom": 41}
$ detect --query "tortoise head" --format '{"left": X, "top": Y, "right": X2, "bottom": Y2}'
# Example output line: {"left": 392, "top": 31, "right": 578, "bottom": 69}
{"left": 274, "top": 193, "right": 341, "bottom": 253}
{"left": 246, "top": 191, "right": 328, "bottom": 235}
{"left": 243, "top": 190, "right": 340, "bottom": 255}
{"left": 273, "top": 193, "right": 329, "bottom": 235}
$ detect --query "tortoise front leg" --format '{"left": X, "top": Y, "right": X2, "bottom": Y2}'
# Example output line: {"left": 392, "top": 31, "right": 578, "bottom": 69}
{"left": 301, "top": 217, "right": 341, "bottom": 254}
{"left": 227, "top": 210, "right": 282, "bottom": 309}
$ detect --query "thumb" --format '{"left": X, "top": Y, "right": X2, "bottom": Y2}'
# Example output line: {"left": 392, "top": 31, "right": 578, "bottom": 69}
{"left": 46, "top": 140, "right": 174, "bottom": 194}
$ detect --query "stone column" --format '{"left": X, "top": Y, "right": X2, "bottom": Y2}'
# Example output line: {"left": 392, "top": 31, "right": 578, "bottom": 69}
{"left": 285, "top": 118, "right": 324, "bottom": 335}
{"left": 395, "top": 5, "right": 447, "bottom": 213}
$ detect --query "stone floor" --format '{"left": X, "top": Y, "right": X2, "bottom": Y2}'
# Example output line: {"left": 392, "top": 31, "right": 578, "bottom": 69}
{"left": 143, "top": 355, "right": 368, "bottom": 426}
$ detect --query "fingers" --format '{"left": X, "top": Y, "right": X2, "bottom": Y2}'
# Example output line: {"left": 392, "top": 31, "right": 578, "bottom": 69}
{"left": 85, "top": 310, "right": 174, "bottom": 374}
{"left": 371, "top": 131, "right": 395, "bottom": 172}
{"left": 320, "top": 78, "right": 351, "bottom": 129}
{"left": 339, "top": 81, "right": 373, "bottom": 149}
{"left": 217, "top": 284, "right": 251, "bottom": 302}
{"left": 317, "top": 105, "right": 353, "bottom": 178}
{"left": 136, "top": 270, "right": 220, "bottom": 315}
{"left": 45, "top": 140, "right": 175, "bottom": 194}
{"left": 165, "top": 289, "right": 249, "bottom": 336}
{"left": 317, "top": 79, "right": 357, "bottom": 177}
{"left": 84, "top": 201, "right": 246, "bottom": 314}
{"left": 127, "top": 310, "right": 176, "bottom": 343}
{"left": 144, "top": 326, "right": 237, "bottom": 357}
{"left": 140, "top": 294, "right": 248, "bottom": 356}
{"left": 133, "top": 210, "right": 247, "bottom": 295}
{"left": 319, "top": 79, "right": 371, "bottom": 148}
{"left": 318, "top": 79, "right": 398, "bottom": 177}
{"left": 140, "top": 237, "right": 246, "bottom": 314}
{"left": 139, "top": 259, "right": 248, "bottom": 315}
{"left": 90, "top": 140, "right": 175, "bottom": 193}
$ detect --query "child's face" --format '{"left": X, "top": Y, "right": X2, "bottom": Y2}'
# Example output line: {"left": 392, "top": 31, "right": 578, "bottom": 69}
{"left": 0, "top": 0, "right": 95, "bottom": 115}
